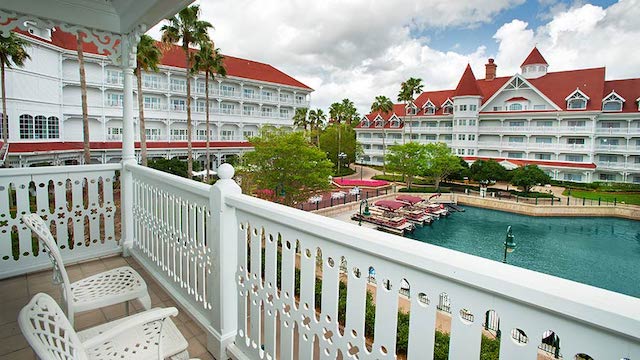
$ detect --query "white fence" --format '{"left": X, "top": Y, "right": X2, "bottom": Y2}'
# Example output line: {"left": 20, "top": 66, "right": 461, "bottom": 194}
{"left": 0, "top": 164, "right": 121, "bottom": 279}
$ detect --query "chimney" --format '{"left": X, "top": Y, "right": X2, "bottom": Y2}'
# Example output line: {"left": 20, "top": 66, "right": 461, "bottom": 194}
{"left": 485, "top": 58, "right": 497, "bottom": 81}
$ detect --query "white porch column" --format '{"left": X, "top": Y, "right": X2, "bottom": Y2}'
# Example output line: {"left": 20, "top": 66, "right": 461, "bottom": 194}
{"left": 120, "top": 33, "right": 139, "bottom": 255}
{"left": 208, "top": 164, "right": 241, "bottom": 358}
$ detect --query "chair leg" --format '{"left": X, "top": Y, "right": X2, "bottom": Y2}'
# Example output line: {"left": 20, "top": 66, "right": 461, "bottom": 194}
{"left": 139, "top": 293, "right": 152, "bottom": 310}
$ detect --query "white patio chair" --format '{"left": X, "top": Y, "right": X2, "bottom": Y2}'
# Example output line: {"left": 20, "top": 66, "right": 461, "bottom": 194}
{"left": 19, "top": 292, "right": 190, "bottom": 360}
{"left": 22, "top": 214, "right": 151, "bottom": 326}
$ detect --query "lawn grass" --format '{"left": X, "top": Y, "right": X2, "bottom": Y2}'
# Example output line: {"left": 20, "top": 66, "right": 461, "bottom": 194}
{"left": 562, "top": 189, "right": 640, "bottom": 206}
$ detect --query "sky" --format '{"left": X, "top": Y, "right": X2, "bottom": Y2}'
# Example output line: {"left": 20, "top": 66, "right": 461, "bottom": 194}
{"left": 149, "top": 0, "right": 639, "bottom": 115}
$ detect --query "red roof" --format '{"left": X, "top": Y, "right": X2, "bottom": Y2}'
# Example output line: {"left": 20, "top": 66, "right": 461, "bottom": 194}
{"left": 8, "top": 141, "right": 252, "bottom": 153}
{"left": 333, "top": 179, "right": 390, "bottom": 188}
{"left": 17, "top": 28, "right": 312, "bottom": 90}
{"left": 528, "top": 67, "right": 605, "bottom": 111}
{"left": 521, "top": 47, "right": 548, "bottom": 67}
{"left": 463, "top": 157, "right": 597, "bottom": 169}
{"left": 374, "top": 200, "right": 405, "bottom": 210}
{"left": 603, "top": 78, "right": 640, "bottom": 113}
{"left": 453, "top": 64, "right": 482, "bottom": 97}
{"left": 506, "top": 96, "right": 528, "bottom": 102}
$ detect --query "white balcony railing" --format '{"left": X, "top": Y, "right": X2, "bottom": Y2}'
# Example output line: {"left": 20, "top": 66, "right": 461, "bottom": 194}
{"left": 595, "top": 127, "right": 629, "bottom": 135}
{"left": 1, "top": 163, "right": 639, "bottom": 359}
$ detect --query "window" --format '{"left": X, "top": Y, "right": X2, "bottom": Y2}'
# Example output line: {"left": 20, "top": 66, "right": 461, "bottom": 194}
{"left": 509, "top": 121, "right": 525, "bottom": 127}
{"left": 105, "top": 70, "right": 123, "bottom": 85}
{"left": 108, "top": 127, "right": 122, "bottom": 136}
{"left": 456, "top": 149, "right": 465, "bottom": 155}
{"left": 279, "top": 93, "right": 291, "bottom": 103}
{"left": 567, "top": 138, "right": 585, "bottom": 145}
{"left": 425, "top": 106, "right": 435, "bottom": 115}
{"left": 295, "top": 95, "right": 305, "bottom": 104}
{"left": 19, "top": 115, "right": 33, "bottom": 139}
{"left": 599, "top": 155, "right": 618, "bottom": 162}
{"left": 262, "top": 90, "right": 273, "bottom": 101}
{"left": 468, "top": 134, "right": 476, "bottom": 141}
{"left": 221, "top": 103, "right": 236, "bottom": 114}
{"left": 599, "top": 173, "right": 616, "bottom": 181}
{"left": 535, "top": 137, "right": 552, "bottom": 144}
{"left": 505, "top": 77, "right": 530, "bottom": 90}
{"left": 142, "top": 74, "right": 161, "bottom": 89}
{"left": 509, "top": 103, "right": 523, "bottom": 111}
{"left": 195, "top": 81, "right": 206, "bottom": 94}
{"left": 426, "top": 121, "right": 437, "bottom": 127}
{"left": 244, "top": 88, "right": 256, "bottom": 99}
{"left": 170, "top": 129, "right": 187, "bottom": 139}
{"left": 390, "top": 120, "right": 400, "bottom": 128}
{"left": 424, "top": 134, "right": 436, "bottom": 140}
{"left": 599, "top": 138, "right": 619, "bottom": 145}
{"left": 443, "top": 105, "right": 453, "bottom": 114}
{"left": 492, "top": 106, "right": 503, "bottom": 111}
{"left": 467, "top": 149, "right": 475, "bottom": 155}
{"left": 509, "top": 137, "right": 524, "bottom": 143}
{"left": 469, "top": 104, "right": 477, "bottom": 111}
{"left": 602, "top": 92, "right": 624, "bottom": 112}
{"left": 243, "top": 105, "right": 255, "bottom": 116}
{"left": 568, "top": 120, "right": 586, "bottom": 127}
{"left": 536, "top": 153, "right": 552, "bottom": 160}
{"left": 406, "top": 106, "right": 417, "bottom": 115}
{"left": 537, "top": 120, "right": 553, "bottom": 127}
{"left": 47, "top": 117, "right": 59, "bottom": 139}
{"left": 533, "top": 105, "right": 547, "bottom": 110}
{"left": 221, "top": 84, "right": 235, "bottom": 97}
{"left": 170, "top": 78, "right": 186, "bottom": 92}
{"left": 221, "top": 130, "right": 235, "bottom": 140}
{"left": 195, "top": 100, "right": 206, "bottom": 113}
{"left": 459, "top": 105, "right": 467, "bottom": 111}
{"left": 566, "top": 155, "right": 584, "bottom": 162}
{"left": 171, "top": 99, "right": 186, "bottom": 111}
{"left": 564, "top": 173, "right": 582, "bottom": 181}
{"left": 145, "top": 128, "right": 161, "bottom": 139}
{"left": 507, "top": 152, "right": 523, "bottom": 158}
{"left": 262, "top": 107, "right": 273, "bottom": 117}
{"left": 34, "top": 115, "right": 47, "bottom": 139}
{"left": 600, "top": 121, "right": 621, "bottom": 128}
{"left": 106, "top": 93, "right": 124, "bottom": 107}
{"left": 469, "top": 119, "right": 476, "bottom": 126}
{"left": 143, "top": 96, "right": 161, "bottom": 110}
{"left": 457, "top": 134, "right": 466, "bottom": 141}
{"left": 0, "top": 114, "right": 6, "bottom": 138}
{"left": 243, "top": 130, "right": 254, "bottom": 139}
{"left": 566, "top": 90, "right": 588, "bottom": 110}
{"left": 280, "top": 108, "right": 290, "bottom": 118}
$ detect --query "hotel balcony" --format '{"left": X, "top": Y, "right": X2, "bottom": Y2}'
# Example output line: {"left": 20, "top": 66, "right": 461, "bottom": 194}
{"left": 477, "top": 126, "right": 592, "bottom": 135}
{"left": 477, "top": 142, "right": 589, "bottom": 152}
{"left": 0, "top": 163, "right": 638, "bottom": 360}
{"left": 595, "top": 144, "right": 639, "bottom": 154}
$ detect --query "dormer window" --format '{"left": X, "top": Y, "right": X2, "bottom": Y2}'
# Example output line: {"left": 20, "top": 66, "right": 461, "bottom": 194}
{"left": 375, "top": 119, "right": 384, "bottom": 128}
{"left": 390, "top": 120, "right": 400, "bottom": 128}
{"left": 565, "top": 89, "right": 589, "bottom": 110}
{"left": 602, "top": 91, "right": 625, "bottom": 112}
{"left": 406, "top": 104, "right": 417, "bottom": 116}
{"left": 361, "top": 119, "right": 370, "bottom": 127}
{"left": 423, "top": 100, "right": 436, "bottom": 115}
{"left": 509, "top": 103, "right": 523, "bottom": 111}
{"left": 441, "top": 99, "right": 454, "bottom": 115}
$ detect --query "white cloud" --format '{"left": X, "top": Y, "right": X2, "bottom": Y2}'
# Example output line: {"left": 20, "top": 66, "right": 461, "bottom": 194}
{"left": 148, "top": 0, "right": 640, "bottom": 115}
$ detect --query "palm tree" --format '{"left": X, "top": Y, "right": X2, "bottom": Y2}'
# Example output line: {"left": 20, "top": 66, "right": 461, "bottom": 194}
{"left": 76, "top": 32, "right": 91, "bottom": 164}
{"left": 398, "top": 77, "right": 424, "bottom": 142}
{"left": 340, "top": 98, "right": 358, "bottom": 126}
{"left": 135, "top": 35, "right": 162, "bottom": 166}
{"left": 0, "top": 33, "right": 30, "bottom": 143}
{"left": 328, "top": 102, "right": 342, "bottom": 124}
{"left": 292, "top": 107, "right": 309, "bottom": 131}
{"left": 370, "top": 95, "right": 394, "bottom": 174}
{"left": 308, "top": 109, "right": 326, "bottom": 146}
{"left": 161, "top": 5, "right": 212, "bottom": 178}
{"left": 192, "top": 41, "right": 226, "bottom": 182}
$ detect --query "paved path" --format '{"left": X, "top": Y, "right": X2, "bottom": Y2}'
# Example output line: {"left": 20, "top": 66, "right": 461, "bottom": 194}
{"left": 343, "top": 165, "right": 382, "bottom": 180}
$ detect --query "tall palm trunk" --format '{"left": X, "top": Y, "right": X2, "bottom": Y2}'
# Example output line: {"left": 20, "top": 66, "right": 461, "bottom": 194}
{"left": 77, "top": 34, "right": 90, "bottom": 164}
{"left": 382, "top": 129, "right": 386, "bottom": 175}
{"left": 136, "top": 67, "right": 147, "bottom": 165}
{"left": 185, "top": 47, "right": 193, "bottom": 178}
{"left": 1, "top": 61, "right": 7, "bottom": 143}
{"left": 204, "top": 72, "right": 210, "bottom": 182}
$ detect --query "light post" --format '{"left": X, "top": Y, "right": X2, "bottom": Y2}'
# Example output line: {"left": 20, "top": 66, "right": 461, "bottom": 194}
{"left": 502, "top": 225, "right": 516, "bottom": 263}
{"left": 338, "top": 152, "right": 347, "bottom": 179}
{"left": 359, "top": 155, "right": 364, "bottom": 180}
{"left": 275, "top": 183, "right": 285, "bottom": 202}
{"left": 359, "top": 199, "right": 370, "bottom": 226}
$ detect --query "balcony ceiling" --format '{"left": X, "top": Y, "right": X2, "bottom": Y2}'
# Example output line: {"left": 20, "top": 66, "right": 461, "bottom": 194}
{"left": 1, "top": 0, "right": 194, "bottom": 34}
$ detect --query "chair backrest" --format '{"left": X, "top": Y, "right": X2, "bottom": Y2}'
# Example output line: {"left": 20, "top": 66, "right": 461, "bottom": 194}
{"left": 22, "top": 214, "right": 73, "bottom": 316}
{"left": 18, "top": 293, "right": 88, "bottom": 360}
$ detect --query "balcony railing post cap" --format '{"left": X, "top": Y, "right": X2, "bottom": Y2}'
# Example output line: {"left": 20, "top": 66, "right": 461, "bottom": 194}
{"left": 218, "top": 163, "right": 235, "bottom": 179}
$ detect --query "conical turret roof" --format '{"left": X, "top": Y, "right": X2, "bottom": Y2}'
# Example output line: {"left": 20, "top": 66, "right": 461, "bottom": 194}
{"left": 453, "top": 64, "right": 482, "bottom": 97}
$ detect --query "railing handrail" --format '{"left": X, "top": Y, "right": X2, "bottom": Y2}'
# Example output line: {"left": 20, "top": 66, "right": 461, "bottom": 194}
{"left": 224, "top": 191, "right": 640, "bottom": 340}
{"left": 125, "top": 163, "right": 210, "bottom": 198}
{"left": 0, "top": 163, "right": 122, "bottom": 176}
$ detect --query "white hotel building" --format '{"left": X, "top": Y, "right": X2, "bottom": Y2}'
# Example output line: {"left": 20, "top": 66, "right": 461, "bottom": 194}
{"left": 356, "top": 48, "right": 640, "bottom": 183}
{"left": 1, "top": 27, "right": 312, "bottom": 167}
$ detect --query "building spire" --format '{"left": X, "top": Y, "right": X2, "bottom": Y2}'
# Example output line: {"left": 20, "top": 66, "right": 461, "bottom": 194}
{"left": 521, "top": 46, "right": 548, "bottom": 67}
{"left": 453, "top": 64, "right": 482, "bottom": 97}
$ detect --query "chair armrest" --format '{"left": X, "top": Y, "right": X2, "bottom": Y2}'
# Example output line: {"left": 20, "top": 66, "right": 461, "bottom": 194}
{"left": 81, "top": 307, "right": 178, "bottom": 349}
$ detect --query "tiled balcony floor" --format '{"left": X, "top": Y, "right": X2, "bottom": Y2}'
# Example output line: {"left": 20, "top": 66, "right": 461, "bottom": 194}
{"left": 0, "top": 255, "right": 214, "bottom": 360}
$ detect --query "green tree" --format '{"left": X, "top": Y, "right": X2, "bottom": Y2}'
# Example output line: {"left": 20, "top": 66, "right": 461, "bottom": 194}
{"left": 308, "top": 108, "right": 326, "bottom": 146}
{"left": 340, "top": 98, "right": 359, "bottom": 126}
{"left": 292, "top": 107, "right": 310, "bottom": 131}
{"left": 243, "top": 130, "right": 333, "bottom": 206}
{"left": 370, "top": 95, "right": 394, "bottom": 174}
{"left": 148, "top": 157, "right": 201, "bottom": 178}
{"left": 135, "top": 34, "right": 162, "bottom": 166}
{"left": 385, "top": 142, "right": 427, "bottom": 188}
{"left": 193, "top": 41, "right": 226, "bottom": 181}
{"left": 329, "top": 102, "right": 343, "bottom": 124}
{"left": 470, "top": 159, "right": 509, "bottom": 183}
{"left": 397, "top": 77, "right": 423, "bottom": 141}
{"left": 510, "top": 164, "right": 551, "bottom": 193}
{"left": 423, "top": 142, "right": 463, "bottom": 189}
{"left": 449, "top": 156, "right": 471, "bottom": 181}
{"left": 0, "top": 33, "right": 30, "bottom": 143}
{"left": 161, "top": 4, "right": 212, "bottom": 178}
{"left": 319, "top": 123, "right": 361, "bottom": 173}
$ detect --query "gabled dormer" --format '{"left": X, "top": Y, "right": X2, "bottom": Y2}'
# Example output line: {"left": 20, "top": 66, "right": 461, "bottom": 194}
{"left": 521, "top": 47, "right": 548, "bottom": 79}
{"left": 374, "top": 115, "right": 385, "bottom": 128}
{"left": 423, "top": 100, "right": 436, "bottom": 115}
{"left": 602, "top": 91, "right": 625, "bottom": 112}
{"left": 565, "top": 89, "right": 589, "bottom": 110}
{"left": 405, "top": 103, "right": 418, "bottom": 116}
{"left": 389, "top": 115, "right": 402, "bottom": 128}
{"left": 479, "top": 74, "right": 561, "bottom": 112}
{"left": 441, "top": 99, "right": 454, "bottom": 115}
{"left": 360, "top": 116, "right": 371, "bottom": 127}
